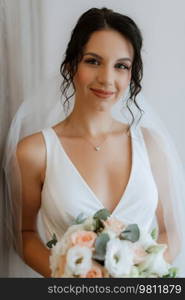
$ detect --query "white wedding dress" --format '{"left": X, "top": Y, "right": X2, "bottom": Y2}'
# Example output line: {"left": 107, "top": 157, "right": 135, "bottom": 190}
{"left": 4, "top": 92, "right": 185, "bottom": 277}
{"left": 40, "top": 125, "right": 158, "bottom": 243}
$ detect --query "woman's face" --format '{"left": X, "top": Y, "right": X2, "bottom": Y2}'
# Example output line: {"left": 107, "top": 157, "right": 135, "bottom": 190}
{"left": 73, "top": 29, "right": 134, "bottom": 111}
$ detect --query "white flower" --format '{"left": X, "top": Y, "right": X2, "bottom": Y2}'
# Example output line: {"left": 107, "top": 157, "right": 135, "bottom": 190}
{"left": 49, "top": 242, "right": 64, "bottom": 276}
{"left": 138, "top": 244, "right": 170, "bottom": 277}
{"left": 63, "top": 224, "right": 85, "bottom": 240}
{"left": 103, "top": 228, "right": 118, "bottom": 239}
{"left": 49, "top": 224, "right": 85, "bottom": 275}
{"left": 60, "top": 268, "right": 74, "bottom": 278}
{"left": 105, "top": 239, "right": 134, "bottom": 277}
{"left": 138, "top": 228, "right": 157, "bottom": 250}
{"left": 130, "top": 241, "right": 148, "bottom": 264}
{"left": 83, "top": 216, "right": 97, "bottom": 231}
{"left": 66, "top": 245, "right": 92, "bottom": 276}
{"left": 129, "top": 266, "right": 140, "bottom": 277}
{"left": 102, "top": 217, "right": 125, "bottom": 239}
{"left": 147, "top": 274, "right": 160, "bottom": 278}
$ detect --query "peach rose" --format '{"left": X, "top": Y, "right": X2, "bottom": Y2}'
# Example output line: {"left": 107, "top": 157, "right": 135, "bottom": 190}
{"left": 54, "top": 254, "right": 66, "bottom": 277}
{"left": 102, "top": 217, "right": 125, "bottom": 235}
{"left": 71, "top": 230, "right": 97, "bottom": 248}
{"left": 80, "top": 262, "right": 106, "bottom": 278}
{"left": 132, "top": 243, "right": 148, "bottom": 264}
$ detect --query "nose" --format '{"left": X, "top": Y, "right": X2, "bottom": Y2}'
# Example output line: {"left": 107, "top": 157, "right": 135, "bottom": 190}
{"left": 96, "top": 65, "right": 114, "bottom": 87}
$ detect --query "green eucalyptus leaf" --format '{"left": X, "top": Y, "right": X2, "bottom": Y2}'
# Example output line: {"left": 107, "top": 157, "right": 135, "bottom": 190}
{"left": 93, "top": 209, "right": 111, "bottom": 221}
{"left": 119, "top": 224, "right": 140, "bottom": 242}
{"left": 162, "top": 267, "right": 178, "bottom": 278}
{"left": 93, "top": 218, "right": 102, "bottom": 231}
{"left": 151, "top": 227, "right": 158, "bottom": 240}
{"left": 73, "top": 213, "right": 86, "bottom": 224}
{"left": 146, "top": 244, "right": 165, "bottom": 254}
{"left": 170, "top": 267, "right": 178, "bottom": 277}
{"left": 93, "top": 233, "right": 110, "bottom": 261}
{"left": 162, "top": 274, "right": 170, "bottom": 278}
{"left": 46, "top": 233, "right": 58, "bottom": 248}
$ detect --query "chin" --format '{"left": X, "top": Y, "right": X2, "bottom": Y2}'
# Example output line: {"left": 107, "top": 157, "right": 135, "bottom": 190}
{"left": 95, "top": 101, "right": 113, "bottom": 112}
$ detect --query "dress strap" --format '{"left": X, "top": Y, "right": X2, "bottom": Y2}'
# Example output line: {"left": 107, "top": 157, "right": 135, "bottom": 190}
{"left": 41, "top": 128, "right": 57, "bottom": 174}
{"left": 41, "top": 128, "right": 55, "bottom": 151}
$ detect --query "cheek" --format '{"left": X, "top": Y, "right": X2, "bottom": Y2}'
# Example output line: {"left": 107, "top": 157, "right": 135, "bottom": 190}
{"left": 74, "top": 67, "right": 94, "bottom": 88}
{"left": 125, "top": 69, "right": 132, "bottom": 83}
{"left": 118, "top": 73, "right": 131, "bottom": 91}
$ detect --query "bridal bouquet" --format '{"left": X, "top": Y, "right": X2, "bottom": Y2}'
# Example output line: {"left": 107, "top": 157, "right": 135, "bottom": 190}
{"left": 47, "top": 209, "right": 178, "bottom": 278}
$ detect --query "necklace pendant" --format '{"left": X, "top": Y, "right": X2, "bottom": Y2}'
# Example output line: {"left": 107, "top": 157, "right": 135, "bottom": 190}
{"left": 95, "top": 146, "right": 100, "bottom": 151}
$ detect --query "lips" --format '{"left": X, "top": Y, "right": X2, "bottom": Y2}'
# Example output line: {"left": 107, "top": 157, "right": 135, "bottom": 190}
{"left": 90, "top": 88, "right": 115, "bottom": 95}
{"left": 90, "top": 88, "right": 115, "bottom": 98}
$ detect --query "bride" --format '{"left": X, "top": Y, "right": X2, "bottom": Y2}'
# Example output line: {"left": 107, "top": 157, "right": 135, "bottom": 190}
{"left": 3, "top": 7, "right": 185, "bottom": 277}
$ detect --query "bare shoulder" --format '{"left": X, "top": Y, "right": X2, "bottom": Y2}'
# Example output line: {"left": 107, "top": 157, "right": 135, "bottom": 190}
{"left": 16, "top": 131, "right": 46, "bottom": 183}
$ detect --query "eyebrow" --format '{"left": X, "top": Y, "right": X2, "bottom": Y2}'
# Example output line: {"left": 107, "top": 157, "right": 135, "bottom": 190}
{"left": 83, "top": 52, "right": 132, "bottom": 63}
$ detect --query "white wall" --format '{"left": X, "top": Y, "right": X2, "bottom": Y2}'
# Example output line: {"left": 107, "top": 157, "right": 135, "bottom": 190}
{"left": 41, "top": 0, "right": 185, "bottom": 163}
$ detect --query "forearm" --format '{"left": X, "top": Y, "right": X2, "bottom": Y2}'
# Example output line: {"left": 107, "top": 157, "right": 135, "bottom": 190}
{"left": 22, "top": 231, "right": 51, "bottom": 277}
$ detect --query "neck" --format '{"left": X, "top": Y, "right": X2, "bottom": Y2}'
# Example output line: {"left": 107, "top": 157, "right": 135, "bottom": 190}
{"left": 63, "top": 104, "right": 115, "bottom": 138}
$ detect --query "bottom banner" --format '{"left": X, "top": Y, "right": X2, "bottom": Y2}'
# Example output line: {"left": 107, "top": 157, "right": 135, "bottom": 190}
{"left": 0, "top": 278, "right": 184, "bottom": 299}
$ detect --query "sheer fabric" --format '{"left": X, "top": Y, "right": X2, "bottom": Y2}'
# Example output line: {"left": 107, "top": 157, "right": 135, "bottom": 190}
{"left": 2, "top": 74, "right": 185, "bottom": 277}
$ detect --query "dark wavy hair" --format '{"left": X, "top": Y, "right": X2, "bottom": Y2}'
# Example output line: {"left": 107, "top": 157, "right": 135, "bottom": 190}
{"left": 60, "top": 7, "right": 144, "bottom": 126}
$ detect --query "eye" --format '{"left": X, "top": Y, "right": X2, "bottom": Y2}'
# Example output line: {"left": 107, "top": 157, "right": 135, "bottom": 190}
{"left": 84, "top": 58, "right": 100, "bottom": 65}
{"left": 115, "top": 63, "right": 130, "bottom": 70}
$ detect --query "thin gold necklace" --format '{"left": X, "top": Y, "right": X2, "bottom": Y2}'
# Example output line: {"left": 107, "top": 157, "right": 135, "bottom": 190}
{"left": 81, "top": 123, "right": 129, "bottom": 151}
{"left": 82, "top": 134, "right": 109, "bottom": 151}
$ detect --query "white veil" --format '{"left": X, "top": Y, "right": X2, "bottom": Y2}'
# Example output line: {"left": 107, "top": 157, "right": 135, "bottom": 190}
{"left": 2, "top": 73, "right": 185, "bottom": 277}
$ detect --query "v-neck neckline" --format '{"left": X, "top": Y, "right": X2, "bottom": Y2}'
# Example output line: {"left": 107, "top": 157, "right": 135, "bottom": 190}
{"left": 49, "top": 126, "right": 135, "bottom": 216}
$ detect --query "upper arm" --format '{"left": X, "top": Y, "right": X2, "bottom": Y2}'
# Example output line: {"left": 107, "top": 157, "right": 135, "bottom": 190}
{"left": 16, "top": 132, "right": 46, "bottom": 232}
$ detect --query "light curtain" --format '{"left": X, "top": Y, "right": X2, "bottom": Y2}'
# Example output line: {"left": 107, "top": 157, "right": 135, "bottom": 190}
{"left": 0, "top": 0, "right": 43, "bottom": 277}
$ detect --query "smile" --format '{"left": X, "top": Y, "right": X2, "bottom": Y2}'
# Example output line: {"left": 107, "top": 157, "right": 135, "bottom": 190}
{"left": 90, "top": 88, "right": 115, "bottom": 98}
